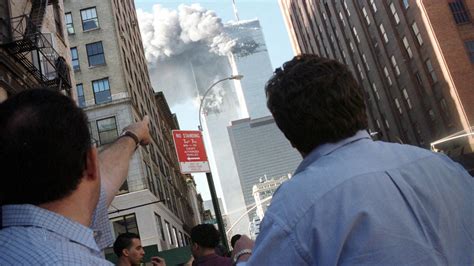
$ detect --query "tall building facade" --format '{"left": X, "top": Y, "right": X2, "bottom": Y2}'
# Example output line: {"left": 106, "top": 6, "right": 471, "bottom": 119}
{"left": 0, "top": 0, "right": 72, "bottom": 102}
{"left": 198, "top": 19, "right": 274, "bottom": 236}
{"left": 64, "top": 0, "right": 198, "bottom": 258}
{"left": 279, "top": 0, "right": 473, "bottom": 155}
{"left": 227, "top": 116, "right": 301, "bottom": 219}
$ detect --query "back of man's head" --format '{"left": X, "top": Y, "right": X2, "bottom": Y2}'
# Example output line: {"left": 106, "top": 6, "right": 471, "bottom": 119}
{"left": 113, "top": 233, "right": 140, "bottom": 257}
{"left": 0, "top": 89, "right": 91, "bottom": 205}
{"left": 265, "top": 54, "right": 368, "bottom": 155}
{"left": 191, "top": 224, "right": 220, "bottom": 249}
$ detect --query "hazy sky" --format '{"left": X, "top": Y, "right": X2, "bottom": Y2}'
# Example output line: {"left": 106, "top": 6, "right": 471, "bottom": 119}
{"left": 135, "top": 0, "right": 294, "bottom": 201}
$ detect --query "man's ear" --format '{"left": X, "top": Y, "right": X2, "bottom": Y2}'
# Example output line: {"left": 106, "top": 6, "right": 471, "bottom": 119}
{"left": 84, "top": 147, "right": 99, "bottom": 181}
{"left": 122, "top": 248, "right": 130, "bottom": 257}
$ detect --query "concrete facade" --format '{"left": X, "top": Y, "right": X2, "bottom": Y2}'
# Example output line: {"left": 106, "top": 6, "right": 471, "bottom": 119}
{"left": 279, "top": 0, "right": 473, "bottom": 154}
{"left": 64, "top": 0, "right": 199, "bottom": 255}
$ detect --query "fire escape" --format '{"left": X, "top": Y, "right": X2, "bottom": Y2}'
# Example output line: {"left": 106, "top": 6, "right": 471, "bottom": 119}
{"left": 0, "top": 0, "right": 71, "bottom": 93}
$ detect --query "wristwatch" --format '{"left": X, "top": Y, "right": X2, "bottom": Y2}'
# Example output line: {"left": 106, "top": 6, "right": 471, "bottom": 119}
{"left": 233, "top": 249, "right": 252, "bottom": 265}
{"left": 119, "top": 130, "right": 140, "bottom": 149}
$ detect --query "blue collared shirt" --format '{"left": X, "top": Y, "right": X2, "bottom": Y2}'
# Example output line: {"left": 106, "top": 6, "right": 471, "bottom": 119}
{"left": 0, "top": 184, "right": 114, "bottom": 265}
{"left": 244, "top": 130, "right": 473, "bottom": 265}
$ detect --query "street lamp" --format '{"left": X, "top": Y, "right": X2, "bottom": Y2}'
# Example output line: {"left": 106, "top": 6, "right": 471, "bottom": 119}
{"left": 197, "top": 74, "right": 243, "bottom": 251}
{"left": 198, "top": 74, "right": 243, "bottom": 131}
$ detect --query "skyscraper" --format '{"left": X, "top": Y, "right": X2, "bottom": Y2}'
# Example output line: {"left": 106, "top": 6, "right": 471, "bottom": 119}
{"left": 198, "top": 19, "right": 275, "bottom": 236}
{"left": 227, "top": 116, "right": 301, "bottom": 219}
{"left": 279, "top": 0, "right": 473, "bottom": 156}
{"left": 64, "top": 0, "right": 199, "bottom": 257}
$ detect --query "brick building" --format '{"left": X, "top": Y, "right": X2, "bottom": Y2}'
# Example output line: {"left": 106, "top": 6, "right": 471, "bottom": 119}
{"left": 0, "top": 0, "right": 72, "bottom": 102}
{"left": 279, "top": 0, "right": 473, "bottom": 156}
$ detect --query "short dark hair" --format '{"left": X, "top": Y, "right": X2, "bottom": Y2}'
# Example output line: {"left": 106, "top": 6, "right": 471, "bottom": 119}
{"left": 230, "top": 234, "right": 241, "bottom": 248}
{"left": 113, "top": 233, "right": 141, "bottom": 257}
{"left": 191, "top": 224, "right": 220, "bottom": 249}
{"left": 0, "top": 89, "right": 91, "bottom": 205}
{"left": 265, "top": 55, "right": 368, "bottom": 154}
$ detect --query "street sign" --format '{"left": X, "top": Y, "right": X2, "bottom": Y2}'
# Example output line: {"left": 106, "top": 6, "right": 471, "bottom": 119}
{"left": 172, "top": 130, "right": 211, "bottom": 174}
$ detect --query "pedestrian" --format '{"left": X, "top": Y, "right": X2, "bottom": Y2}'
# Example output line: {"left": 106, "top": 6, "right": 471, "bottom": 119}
{"left": 232, "top": 55, "right": 474, "bottom": 265}
{"left": 0, "top": 89, "right": 150, "bottom": 264}
{"left": 190, "top": 224, "right": 232, "bottom": 266}
{"left": 114, "top": 233, "right": 145, "bottom": 266}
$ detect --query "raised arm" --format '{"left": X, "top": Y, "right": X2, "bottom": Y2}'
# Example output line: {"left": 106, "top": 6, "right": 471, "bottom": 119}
{"left": 99, "top": 116, "right": 151, "bottom": 206}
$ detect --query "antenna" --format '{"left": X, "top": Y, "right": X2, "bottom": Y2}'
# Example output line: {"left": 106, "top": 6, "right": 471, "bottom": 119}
{"left": 232, "top": 0, "right": 240, "bottom": 21}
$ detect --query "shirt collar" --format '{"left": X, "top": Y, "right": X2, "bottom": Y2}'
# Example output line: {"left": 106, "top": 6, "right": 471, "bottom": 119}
{"left": 2, "top": 204, "right": 100, "bottom": 252}
{"left": 294, "top": 130, "right": 371, "bottom": 175}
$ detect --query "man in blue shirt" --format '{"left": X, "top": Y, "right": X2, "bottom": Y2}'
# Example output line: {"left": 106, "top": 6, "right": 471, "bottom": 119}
{"left": 232, "top": 55, "right": 473, "bottom": 265}
{"left": 0, "top": 89, "right": 151, "bottom": 265}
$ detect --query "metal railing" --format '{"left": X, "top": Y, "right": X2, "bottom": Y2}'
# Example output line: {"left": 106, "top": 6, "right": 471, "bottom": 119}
{"left": 0, "top": 15, "right": 71, "bottom": 92}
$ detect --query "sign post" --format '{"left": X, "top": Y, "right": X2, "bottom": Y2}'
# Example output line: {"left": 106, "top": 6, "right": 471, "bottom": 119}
{"left": 172, "top": 130, "right": 229, "bottom": 250}
{"left": 172, "top": 130, "right": 210, "bottom": 173}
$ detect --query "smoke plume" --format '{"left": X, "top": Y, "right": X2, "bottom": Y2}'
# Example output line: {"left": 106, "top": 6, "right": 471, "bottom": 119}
{"left": 137, "top": 4, "right": 236, "bottom": 108}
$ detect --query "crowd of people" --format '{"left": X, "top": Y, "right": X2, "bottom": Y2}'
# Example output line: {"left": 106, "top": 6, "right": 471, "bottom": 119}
{"left": 0, "top": 55, "right": 472, "bottom": 265}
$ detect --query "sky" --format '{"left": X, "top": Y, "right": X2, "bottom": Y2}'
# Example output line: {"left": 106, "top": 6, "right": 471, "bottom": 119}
{"left": 134, "top": 0, "right": 294, "bottom": 201}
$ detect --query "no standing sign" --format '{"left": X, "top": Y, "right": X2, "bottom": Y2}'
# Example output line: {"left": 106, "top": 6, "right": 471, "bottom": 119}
{"left": 172, "top": 130, "right": 211, "bottom": 174}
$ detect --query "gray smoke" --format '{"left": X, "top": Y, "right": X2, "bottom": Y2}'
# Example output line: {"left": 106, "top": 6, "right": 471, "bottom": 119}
{"left": 137, "top": 4, "right": 237, "bottom": 108}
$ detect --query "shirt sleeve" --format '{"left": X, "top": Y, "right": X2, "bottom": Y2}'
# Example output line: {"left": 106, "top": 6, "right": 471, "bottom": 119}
{"left": 245, "top": 213, "right": 310, "bottom": 265}
{"left": 90, "top": 182, "right": 114, "bottom": 250}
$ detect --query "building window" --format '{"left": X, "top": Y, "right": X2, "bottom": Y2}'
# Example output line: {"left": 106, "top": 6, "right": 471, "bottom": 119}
{"left": 86, "top": 41, "right": 105, "bottom": 66}
{"left": 154, "top": 214, "right": 166, "bottom": 241}
{"left": 379, "top": 24, "right": 388, "bottom": 43}
{"left": 403, "top": 0, "right": 410, "bottom": 9}
{"left": 370, "top": 0, "right": 377, "bottom": 12}
{"left": 70, "top": 47, "right": 80, "bottom": 71}
{"left": 179, "top": 231, "right": 185, "bottom": 247}
{"left": 165, "top": 221, "right": 173, "bottom": 245}
{"left": 390, "top": 3, "right": 400, "bottom": 24}
{"left": 465, "top": 40, "right": 474, "bottom": 63}
{"left": 343, "top": 0, "right": 350, "bottom": 16}
{"left": 384, "top": 66, "right": 393, "bottom": 86}
{"left": 76, "top": 83, "right": 85, "bottom": 108}
{"left": 97, "top": 117, "right": 118, "bottom": 145}
{"left": 81, "top": 7, "right": 99, "bottom": 31}
{"left": 352, "top": 27, "right": 360, "bottom": 43}
{"left": 118, "top": 180, "right": 128, "bottom": 195}
{"left": 357, "top": 63, "right": 364, "bottom": 79}
{"left": 111, "top": 214, "right": 139, "bottom": 236}
{"left": 394, "top": 98, "right": 403, "bottom": 114}
{"left": 440, "top": 98, "right": 451, "bottom": 121}
{"left": 362, "top": 54, "right": 370, "bottom": 71}
{"left": 65, "top": 12, "right": 74, "bottom": 34}
{"left": 391, "top": 55, "right": 401, "bottom": 76}
{"left": 362, "top": 7, "right": 370, "bottom": 25}
{"left": 425, "top": 59, "right": 437, "bottom": 83}
{"left": 372, "top": 83, "right": 380, "bottom": 100}
{"left": 53, "top": 3, "right": 64, "bottom": 39}
{"left": 172, "top": 227, "right": 178, "bottom": 247}
{"left": 339, "top": 11, "right": 346, "bottom": 26}
{"left": 428, "top": 109, "right": 436, "bottom": 122}
{"left": 411, "top": 22, "right": 423, "bottom": 46}
{"left": 384, "top": 117, "right": 390, "bottom": 129}
{"left": 92, "top": 78, "right": 111, "bottom": 104}
{"left": 448, "top": 0, "right": 471, "bottom": 24}
{"left": 402, "top": 88, "right": 412, "bottom": 109}
{"left": 402, "top": 36, "right": 413, "bottom": 58}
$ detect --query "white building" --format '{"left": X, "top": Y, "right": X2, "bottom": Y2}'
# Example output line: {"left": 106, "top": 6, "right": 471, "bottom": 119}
{"left": 198, "top": 19, "right": 274, "bottom": 236}
{"left": 252, "top": 175, "right": 290, "bottom": 220}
